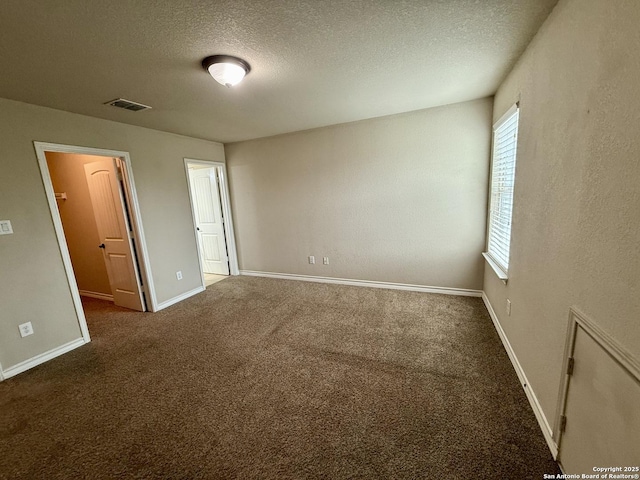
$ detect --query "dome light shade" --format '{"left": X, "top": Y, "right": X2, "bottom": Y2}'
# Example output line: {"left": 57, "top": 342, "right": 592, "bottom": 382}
{"left": 202, "top": 55, "right": 251, "bottom": 87}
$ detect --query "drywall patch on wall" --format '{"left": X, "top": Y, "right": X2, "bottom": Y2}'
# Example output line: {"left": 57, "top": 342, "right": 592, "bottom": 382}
{"left": 226, "top": 97, "right": 493, "bottom": 291}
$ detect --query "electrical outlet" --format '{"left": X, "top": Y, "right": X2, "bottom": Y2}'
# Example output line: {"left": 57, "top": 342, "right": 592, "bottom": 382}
{"left": 176, "top": 271, "right": 183, "bottom": 280}
{"left": 323, "top": 256, "right": 329, "bottom": 265}
{"left": 308, "top": 256, "right": 315, "bottom": 264}
{"left": 0, "top": 220, "right": 13, "bottom": 235}
{"left": 506, "top": 299, "right": 512, "bottom": 316}
{"left": 19, "top": 322, "right": 34, "bottom": 337}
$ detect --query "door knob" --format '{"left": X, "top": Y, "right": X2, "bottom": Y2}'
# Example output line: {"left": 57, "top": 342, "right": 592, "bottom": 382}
{"left": 197, "top": 227, "right": 200, "bottom": 231}
{"left": 98, "top": 243, "right": 106, "bottom": 249}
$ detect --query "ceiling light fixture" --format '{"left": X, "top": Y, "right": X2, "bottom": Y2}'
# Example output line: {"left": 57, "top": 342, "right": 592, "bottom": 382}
{"left": 202, "top": 55, "right": 251, "bottom": 88}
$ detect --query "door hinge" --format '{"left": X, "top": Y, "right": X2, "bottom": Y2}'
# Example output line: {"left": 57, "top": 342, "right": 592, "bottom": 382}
{"left": 566, "top": 357, "right": 575, "bottom": 376}
{"left": 560, "top": 415, "right": 567, "bottom": 433}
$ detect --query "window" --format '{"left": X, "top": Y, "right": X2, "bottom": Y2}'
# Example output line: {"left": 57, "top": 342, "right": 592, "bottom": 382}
{"left": 484, "top": 103, "right": 519, "bottom": 281}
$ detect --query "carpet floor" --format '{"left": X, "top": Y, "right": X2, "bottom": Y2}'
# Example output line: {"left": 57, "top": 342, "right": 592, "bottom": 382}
{"left": 0, "top": 276, "right": 560, "bottom": 479}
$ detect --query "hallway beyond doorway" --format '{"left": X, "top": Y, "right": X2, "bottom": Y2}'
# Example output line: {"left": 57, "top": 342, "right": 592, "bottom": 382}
{"left": 204, "top": 273, "right": 227, "bottom": 287}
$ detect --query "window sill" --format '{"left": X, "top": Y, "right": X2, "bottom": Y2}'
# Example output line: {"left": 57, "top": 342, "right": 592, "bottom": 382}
{"left": 482, "top": 252, "right": 508, "bottom": 285}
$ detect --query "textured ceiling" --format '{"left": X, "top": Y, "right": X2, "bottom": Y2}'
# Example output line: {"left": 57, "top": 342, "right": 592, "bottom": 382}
{"left": 0, "top": 0, "right": 558, "bottom": 143}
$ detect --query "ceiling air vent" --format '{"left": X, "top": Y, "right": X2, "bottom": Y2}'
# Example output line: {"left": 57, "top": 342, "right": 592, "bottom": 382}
{"left": 104, "top": 98, "right": 152, "bottom": 112}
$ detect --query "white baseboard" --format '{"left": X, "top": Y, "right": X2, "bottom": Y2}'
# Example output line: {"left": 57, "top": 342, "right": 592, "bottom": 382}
{"left": 481, "top": 293, "right": 558, "bottom": 458}
{"left": 79, "top": 290, "right": 114, "bottom": 302}
{"left": 1, "top": 337, "right": 87, "bottom": 380}
{"left": 240, "top": 270, "right": 482, "bottom": 297}
{"left": 155, "top": 286, "right": 205, "bottom": 311}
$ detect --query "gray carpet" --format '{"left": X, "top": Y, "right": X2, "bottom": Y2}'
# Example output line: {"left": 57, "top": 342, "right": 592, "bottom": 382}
{"left": 0, "top": 276, "right": 560, "bottom": 479}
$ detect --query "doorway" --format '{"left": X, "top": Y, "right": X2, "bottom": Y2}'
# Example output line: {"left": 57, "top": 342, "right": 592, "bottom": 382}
{"left": 184, "top": 159, "right": 239, "bottom": 287}
{"left": 35, "top": 142, "right": 156, "bottom": 341}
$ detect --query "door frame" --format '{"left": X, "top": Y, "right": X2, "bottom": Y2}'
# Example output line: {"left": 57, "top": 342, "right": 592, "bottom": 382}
{"left": 184, "top": 158, "right": 239, "bottom": 287}
{"left": 555, "top": 307, "right": 640, "bottom": 464}
{"left": 34, "top": 142, "right": 158, "bottom": 341}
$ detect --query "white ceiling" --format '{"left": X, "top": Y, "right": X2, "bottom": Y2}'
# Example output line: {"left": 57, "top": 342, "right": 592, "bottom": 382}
{"left": 0, "top": 0, "right": 558, "bottom": 143}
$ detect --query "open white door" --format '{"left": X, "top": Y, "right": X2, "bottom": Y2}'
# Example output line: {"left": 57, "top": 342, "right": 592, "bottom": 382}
{"left": 189, "top": 167, "right": 230, "bottom": 275}
{"left": 84, "top": 158, "right": 145, "bottom": 311}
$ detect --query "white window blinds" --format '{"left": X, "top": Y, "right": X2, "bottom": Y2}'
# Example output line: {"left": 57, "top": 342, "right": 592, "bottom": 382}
{"left": 487, "top": 104, "right": 519, "bottom": 276}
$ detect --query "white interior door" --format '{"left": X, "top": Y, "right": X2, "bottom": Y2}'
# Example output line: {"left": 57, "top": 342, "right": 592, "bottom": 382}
{"left": 84, "top": 158, "right": 145, "bottom": 311}
{"left": 558, "top": 324, "right": 640, "bottom": 473}
{"left": 189, "top": 167, "right": 229, "bottom": 275}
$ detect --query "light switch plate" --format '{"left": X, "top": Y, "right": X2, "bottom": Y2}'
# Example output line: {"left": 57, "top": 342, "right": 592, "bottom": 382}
{"left": 0, "top": 220, "right": 13, "bottom": 235}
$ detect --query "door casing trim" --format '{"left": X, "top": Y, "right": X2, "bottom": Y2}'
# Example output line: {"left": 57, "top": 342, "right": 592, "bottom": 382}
{"left": 33, "top": 142, "right": 158, "bottom": 344}
{"left": 184, "top": 158, "right": 240, "bottom": 290}
{"left": 555, "top": 307, "right": 640, "bottom": 465}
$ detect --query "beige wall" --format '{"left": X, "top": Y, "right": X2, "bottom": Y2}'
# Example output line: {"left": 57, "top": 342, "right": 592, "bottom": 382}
{"left": 226, "top": 98, "right": 492, "bottom": 290}
{"left": 46, "top": 153, "right": 112, "bottom": 296}
{"left": 485, "top": 0, "right": 640, "bottom": 433}
{"left": 0, "top": 98, "right": 224, "bottom": 371}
